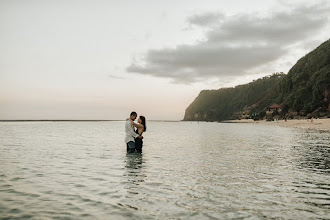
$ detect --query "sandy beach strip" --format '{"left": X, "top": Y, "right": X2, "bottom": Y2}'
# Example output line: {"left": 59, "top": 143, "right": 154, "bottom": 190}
{"left": 222, "top": 118, "right": 330, "bottom": 132}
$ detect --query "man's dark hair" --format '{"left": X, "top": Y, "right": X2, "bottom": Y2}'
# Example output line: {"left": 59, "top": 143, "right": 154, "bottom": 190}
{"left": 130, "top": 111, "right": 137, "bottom": 116}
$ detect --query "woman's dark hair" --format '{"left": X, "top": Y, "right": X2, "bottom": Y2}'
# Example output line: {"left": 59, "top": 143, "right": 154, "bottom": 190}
{"left": 139, "top": 116, "right": 146, "bottom": 132}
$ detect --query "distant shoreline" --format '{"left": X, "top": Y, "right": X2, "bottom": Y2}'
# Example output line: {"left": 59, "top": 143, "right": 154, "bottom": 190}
{"left": 2, "top": 119, "right": 329, "bottom": 132}
{"left": 0, "top": 120, "right": 181, "bottom": 122}
{"left": 221, "top": 118, "right": 330, "bottom": 132}
{"left": 0, "top": 120, "right": 119, "bottom": 122}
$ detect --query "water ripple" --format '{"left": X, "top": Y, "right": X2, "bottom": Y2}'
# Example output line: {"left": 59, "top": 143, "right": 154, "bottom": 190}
{"left": 0, "top": 121, "right": 329, "bottom": 219}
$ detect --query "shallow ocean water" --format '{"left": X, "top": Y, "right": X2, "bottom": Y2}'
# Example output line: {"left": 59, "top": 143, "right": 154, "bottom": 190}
{"left": 0, "top": 121, "right": 329, "bottom": 219}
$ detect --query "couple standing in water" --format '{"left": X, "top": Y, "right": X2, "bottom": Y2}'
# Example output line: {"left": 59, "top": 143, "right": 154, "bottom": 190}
{"left": 125, "top": 111, "right": 147, "bottom": 153}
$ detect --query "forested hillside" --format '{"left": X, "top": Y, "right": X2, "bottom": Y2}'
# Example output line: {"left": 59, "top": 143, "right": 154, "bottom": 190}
{"left": 184, "top": 39, "right": 330, "bottom": 121}
{"left": 278, "top": 39, "right": 330, "bottom": 114}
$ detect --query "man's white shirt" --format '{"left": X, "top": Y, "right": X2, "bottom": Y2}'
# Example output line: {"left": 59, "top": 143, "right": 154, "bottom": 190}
{"left": 125, "top": 120, "right": 139, "bottom": 143}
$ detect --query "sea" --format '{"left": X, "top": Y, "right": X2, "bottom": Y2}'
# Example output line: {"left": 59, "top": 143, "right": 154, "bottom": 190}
{"left": 0, "top": 121, "right": 329, "bottom": 219}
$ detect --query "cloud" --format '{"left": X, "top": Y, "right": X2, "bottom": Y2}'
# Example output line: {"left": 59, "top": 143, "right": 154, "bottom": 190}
{"left": 187, "top": 12, "right": 224, "bottom": 27}
{"left": 108, "top": 74, "right": 125, "bottom": 80}
{"left": 127, "top": 2, "right": 329, "bottom": 84}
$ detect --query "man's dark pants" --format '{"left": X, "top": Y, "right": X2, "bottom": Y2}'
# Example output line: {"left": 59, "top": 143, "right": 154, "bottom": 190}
{"left": 126, "top": 141, "right": 135, "bottom": 153}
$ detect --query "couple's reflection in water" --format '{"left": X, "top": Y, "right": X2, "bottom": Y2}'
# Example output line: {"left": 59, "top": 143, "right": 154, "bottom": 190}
{"left": 123, "top": 152, "right": 146, "bottom": 197}
{"left": 117, "top": 153, "right": 147, "bottom": 212}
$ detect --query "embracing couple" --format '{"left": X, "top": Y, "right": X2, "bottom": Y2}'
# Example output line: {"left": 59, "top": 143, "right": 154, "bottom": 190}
{"left": 125, "top": 111, "right": 147, "bottom": 153}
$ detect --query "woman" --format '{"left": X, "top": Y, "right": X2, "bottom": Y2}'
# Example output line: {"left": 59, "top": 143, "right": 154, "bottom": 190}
{"left": 128, "top": 116, "right": 146, "bottom": 153}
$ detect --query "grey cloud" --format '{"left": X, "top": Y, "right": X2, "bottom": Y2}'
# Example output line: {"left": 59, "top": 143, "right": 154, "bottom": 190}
{"left": 207, "top": 5, "right": 328, "bottom": 44}
{"left": 127, "top": 44, "right": 284, "bottom": 82}
{"left": 127, "top": 3, "right": 329, "bottom": 83}
{"left": 187, "top": 12, "right": 224, "bottom": 27}
{"left": 108, "top": 74, "right": 125, "bottom": 80}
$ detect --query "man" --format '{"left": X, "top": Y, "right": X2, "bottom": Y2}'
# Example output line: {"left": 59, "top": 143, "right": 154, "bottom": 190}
{"left": 125, "top": 111, "right": 142, "bottom": 153}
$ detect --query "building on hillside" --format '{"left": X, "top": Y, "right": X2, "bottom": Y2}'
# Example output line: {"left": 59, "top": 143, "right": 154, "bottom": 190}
{"left": 266, "top": 103, "right": 282, "bottom": 121}
{"left": 267, "top": 103, "right": 282, "bottom": 112}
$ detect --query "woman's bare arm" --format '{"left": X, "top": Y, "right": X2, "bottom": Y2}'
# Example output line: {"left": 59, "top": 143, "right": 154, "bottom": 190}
{"left": 127, "top": 118, "right": 144, "bottom": 128}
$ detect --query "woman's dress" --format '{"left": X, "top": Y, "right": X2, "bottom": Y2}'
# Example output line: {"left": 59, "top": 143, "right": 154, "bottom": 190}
{"left": 135, "top": 130, "right": 143, "bottom": 153}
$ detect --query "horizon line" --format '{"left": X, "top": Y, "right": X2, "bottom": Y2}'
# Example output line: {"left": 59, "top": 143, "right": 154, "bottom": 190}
{"left": 0, "top": 119, "right": 182, "bottom": 122}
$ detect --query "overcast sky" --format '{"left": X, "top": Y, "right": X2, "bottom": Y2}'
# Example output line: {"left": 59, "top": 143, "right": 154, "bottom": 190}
{"left": 1, "top": 0, "right": 329, "bottom": 120}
